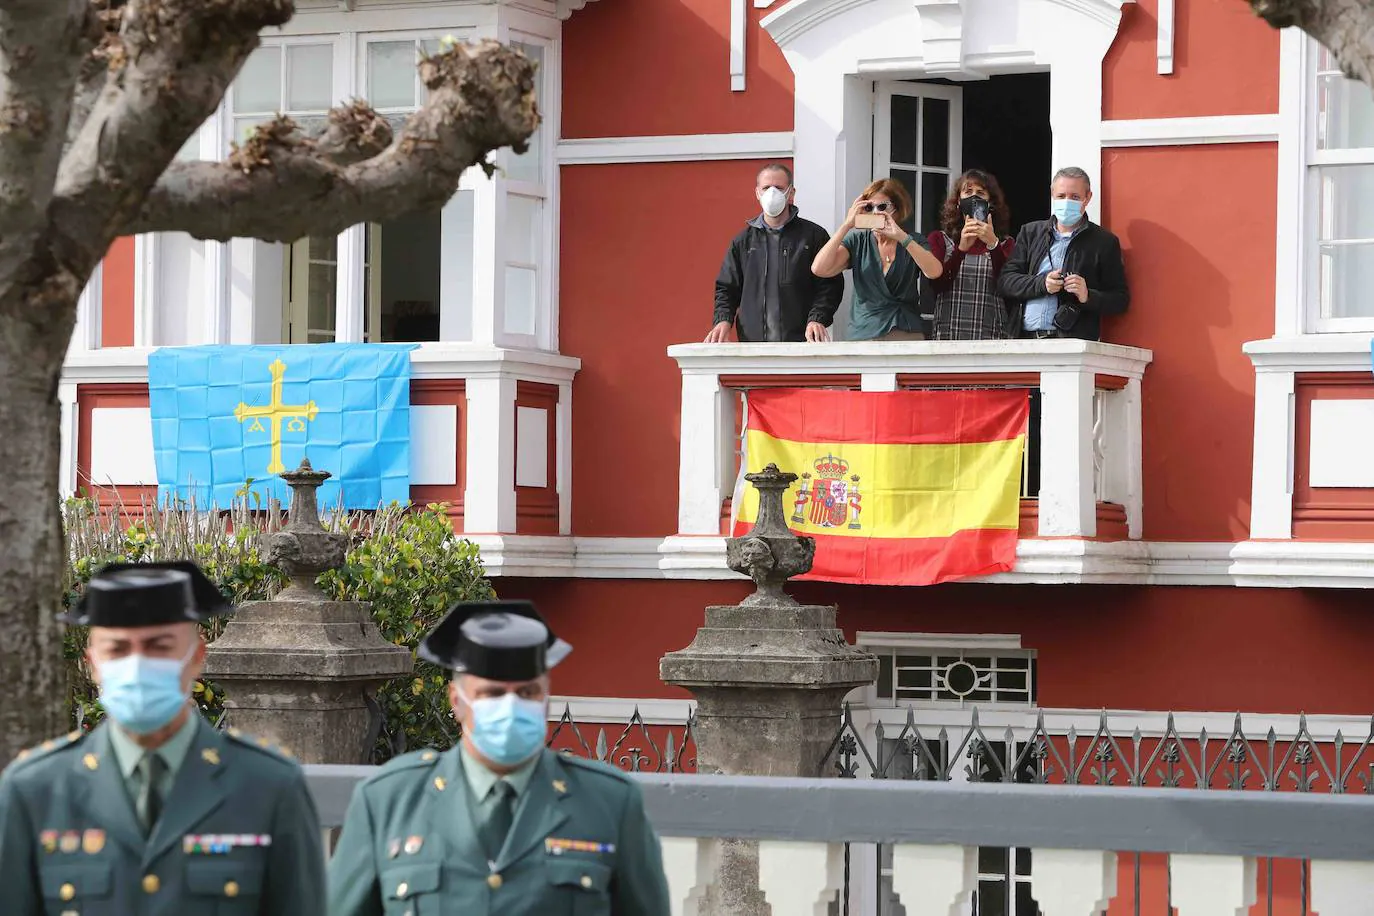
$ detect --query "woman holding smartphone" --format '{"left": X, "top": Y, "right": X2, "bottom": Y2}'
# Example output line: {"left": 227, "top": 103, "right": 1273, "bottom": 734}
{"left": 811, "top": 178, "right": 943, "bottom": 341}
{"left": 927, "top": 169, "right": 1015, "bottom": 340}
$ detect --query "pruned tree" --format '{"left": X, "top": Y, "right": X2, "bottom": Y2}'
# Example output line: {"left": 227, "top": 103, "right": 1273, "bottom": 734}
{"left": 0, "top": 0, "right": 536, "bottom": 763}
{"left": 1248, "top": 0, "right": 1374, "bottom": 85}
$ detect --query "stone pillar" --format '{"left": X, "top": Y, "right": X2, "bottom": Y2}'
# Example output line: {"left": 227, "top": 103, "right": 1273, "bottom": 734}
{"left": 204, "top": 460, "right": 413, "bottom": 764}
{"left": 660, "top": 463, "right": 878, "bottom": 915}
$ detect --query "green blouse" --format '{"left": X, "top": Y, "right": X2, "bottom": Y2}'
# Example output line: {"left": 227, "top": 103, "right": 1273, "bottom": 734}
{"left": 840, "top": 229, "right": 926, "bottom": 340}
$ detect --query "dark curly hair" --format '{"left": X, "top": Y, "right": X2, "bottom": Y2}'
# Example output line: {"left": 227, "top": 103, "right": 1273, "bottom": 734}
{"left": 939, "top": 169, "right": 1010, "bottom": 238}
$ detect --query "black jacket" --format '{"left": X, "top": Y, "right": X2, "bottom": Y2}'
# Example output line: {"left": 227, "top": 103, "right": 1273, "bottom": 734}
{"left": 713, "top": 208, "right": 844, "bottom": 342}
{"left": 997, "top": 218, "right": 1129, "bottom": 341}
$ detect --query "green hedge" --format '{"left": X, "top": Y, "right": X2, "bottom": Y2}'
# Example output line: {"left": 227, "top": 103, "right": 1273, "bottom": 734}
{"left": 63, "top": 497, "right": 493, "bottom": 762}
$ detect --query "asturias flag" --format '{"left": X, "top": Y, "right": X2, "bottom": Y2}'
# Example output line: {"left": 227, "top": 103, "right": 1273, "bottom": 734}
{"left": 732, "top": 388, "right": 1029, "bottom": 586}
{"left": 148, "top": 343, "right": 418, "bottom": 510}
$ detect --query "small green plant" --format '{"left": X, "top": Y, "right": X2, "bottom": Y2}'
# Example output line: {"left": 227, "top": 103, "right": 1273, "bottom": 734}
{"left": 62, "top": 495, "right": 492, "bottom": 761}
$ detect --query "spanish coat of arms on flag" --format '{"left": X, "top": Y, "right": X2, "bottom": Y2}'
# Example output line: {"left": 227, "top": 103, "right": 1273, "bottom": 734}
{"left": 731, "top": 388, "right": 1029, "bottom": 586}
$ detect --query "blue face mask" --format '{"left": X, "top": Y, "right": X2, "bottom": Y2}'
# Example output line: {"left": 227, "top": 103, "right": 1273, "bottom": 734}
{"left": 460, "top": 690, "right": 547, "bottom": 767}
{"left": 1051, "top": 198, "right": 1084, "bottom": 226}
{"left": 97, "top": 643, "right": 194, "bottom": 735}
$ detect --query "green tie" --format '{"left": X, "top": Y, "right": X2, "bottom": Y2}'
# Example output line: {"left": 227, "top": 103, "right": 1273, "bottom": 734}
{"left": 136, "top": 753, "right": 167, "bottom": 835}
{"left": 481, "top": 781, "right": 516, "bottom": 860}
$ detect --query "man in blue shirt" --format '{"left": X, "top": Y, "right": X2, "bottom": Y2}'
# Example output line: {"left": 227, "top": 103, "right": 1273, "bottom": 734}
{"left": 999, "top": 167, "right": 1130, "bottom": 340}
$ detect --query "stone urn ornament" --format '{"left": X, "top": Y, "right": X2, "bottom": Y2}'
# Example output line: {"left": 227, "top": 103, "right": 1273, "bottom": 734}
{"left": 726, "top": 463, "right": 816, "bottom": 606}
{"left": 264, "top": 458, "right": 348, "bottom": 601}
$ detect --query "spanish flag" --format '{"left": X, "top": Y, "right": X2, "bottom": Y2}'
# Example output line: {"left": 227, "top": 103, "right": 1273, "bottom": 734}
{"left": 731, "top": 388, "right": 1028, "bottom": 586}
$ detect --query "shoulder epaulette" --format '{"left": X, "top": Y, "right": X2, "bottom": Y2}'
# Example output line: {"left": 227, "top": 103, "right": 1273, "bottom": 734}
{"left": 223, "top": 727, "right": 298, "bottom": 764}
{"left": 359, "top": 748, "right": 444, "bottom": 787}
{"left": 6, "top": 730, "right": 86, "bottom": 774}
{"left": 557, "top": 753, "right": 637, "bottom": 784}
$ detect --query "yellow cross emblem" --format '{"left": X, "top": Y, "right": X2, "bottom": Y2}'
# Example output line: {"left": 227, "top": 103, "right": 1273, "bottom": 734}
{"left": 234, "top": 359, "right": 318, "bottom": 475}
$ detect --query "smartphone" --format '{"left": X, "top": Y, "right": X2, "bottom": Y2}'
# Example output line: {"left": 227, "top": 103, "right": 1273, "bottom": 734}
{"left": 960, "top": 197, "right": 991, "bottom": 223}
{"left": 854, "top": 213, "right": 885, "bottom": 230}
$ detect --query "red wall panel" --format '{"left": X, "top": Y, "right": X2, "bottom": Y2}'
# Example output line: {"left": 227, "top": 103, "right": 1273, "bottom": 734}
{"left": 101, "top": 237, "right": 136, "bottom": 348}
{"left": 1101, "top": 143, "right": 1277, "bottom": 541}
{"left": 560, "top": 159, "right": 789, "bottom": 536}
{"left": 1102, "top": 0, "right": 1280, "bottom": 120}
{"left": 562, "top": 0, "right": 793, "bottom": 138}
{"left": 495, "top": 577, "right": 1374, "bottom": 715}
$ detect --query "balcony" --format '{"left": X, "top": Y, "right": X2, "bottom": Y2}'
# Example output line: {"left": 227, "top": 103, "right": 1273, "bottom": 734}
{"left": 667, "top": 341, "right": 1153, "bottom": 578}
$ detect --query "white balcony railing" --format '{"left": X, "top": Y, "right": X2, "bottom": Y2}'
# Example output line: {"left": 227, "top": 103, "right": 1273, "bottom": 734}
{"left": 668, "top": 341, "right": 1154, "bottom": 540}
{"left": 306, "top": 766, "right": 1374, "bottom": 914}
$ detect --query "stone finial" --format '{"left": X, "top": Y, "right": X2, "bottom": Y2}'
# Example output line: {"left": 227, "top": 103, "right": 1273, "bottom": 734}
{"left": 726, "top": 463, "right": 816, "bottom": 607}
{"left": 264, "top": 458, "right": 348, "bottom": 600}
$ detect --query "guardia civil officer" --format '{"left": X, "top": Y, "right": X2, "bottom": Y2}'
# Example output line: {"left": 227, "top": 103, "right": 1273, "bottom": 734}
{"left": 328, "top": 600, "right": 672, "bottom": 915}
{"left": 0, "top": 561, "right": 326, "bottom": 916}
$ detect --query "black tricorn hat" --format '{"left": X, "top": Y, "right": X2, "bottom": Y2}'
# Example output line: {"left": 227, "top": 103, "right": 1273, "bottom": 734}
{"left": 417, "top": 600, "right": 572, "bottom": 681}
{"left": 58, "top": 561, "right": 232, "bottom": 627}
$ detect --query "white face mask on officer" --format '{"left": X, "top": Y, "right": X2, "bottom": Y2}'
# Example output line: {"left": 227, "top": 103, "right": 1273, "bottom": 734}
{"left": 759, "top": 185, "right": 790, "bottom": 218}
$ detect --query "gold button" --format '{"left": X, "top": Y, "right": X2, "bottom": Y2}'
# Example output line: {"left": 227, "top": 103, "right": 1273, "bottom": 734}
{"left": 396, "top": 882, "right": 409, "bottom": 897}
{"left": 581, "top": 875, "right": 593, "bottom": 889}
{"left": 60, "top": 883, "right": 75, "bottom": 901}
{"left": 224, "top": 881, "right": 239, "bottom": 898}
{"left": 487, "top": 873, "right": 503, "bottom": 889}
{"left": 143, "top": 874, "right": 160, "bottom": 894}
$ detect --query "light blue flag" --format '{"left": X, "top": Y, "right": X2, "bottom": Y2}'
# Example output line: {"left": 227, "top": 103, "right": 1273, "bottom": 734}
{"left": 148, "top": 343, "right": 419, "bottom": 510}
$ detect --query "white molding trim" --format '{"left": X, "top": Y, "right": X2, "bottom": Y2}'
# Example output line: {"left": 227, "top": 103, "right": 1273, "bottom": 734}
{"left": 730, "top": 0, "right": 747, "bottom": 91}
{"left": 548, "top": 694, "right": 1373, "bottom": 743}
{"left": 470, "top": 533, "right": 1374, "bottom": 588}
{"left": 556, "top": 132, "right": 794, "bottom": 165}
{"left": 1156, "top": 0, "right": 1174, "bottom": 75}
{"left": 1244, "top": 333, "right": 1374, "bottom": 372}
{"left": 1100, "top": 114, "right": 1280, "bottom": 147}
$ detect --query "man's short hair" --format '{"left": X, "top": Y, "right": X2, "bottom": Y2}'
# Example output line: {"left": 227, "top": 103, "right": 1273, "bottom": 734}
{"left": 1052, "top": 166, "right": 1092, "bottom": 191}
{"left": 757, "top": 163, "right": 793, "bottom": 187}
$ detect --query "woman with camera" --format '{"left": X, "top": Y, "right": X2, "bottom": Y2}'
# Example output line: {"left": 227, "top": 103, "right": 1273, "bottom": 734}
{"left": 927, "top": 169, "right": 1015, "bottom": 340}
{"left": 811, "top": 178, "right": 943, "bottom": 341}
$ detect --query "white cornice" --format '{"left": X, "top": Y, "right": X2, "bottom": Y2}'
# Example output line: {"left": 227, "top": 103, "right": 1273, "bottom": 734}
{"left": 763, "top": 0, "right": 1125, "bottom": 48}
{"left": 469, "top": 534, "right": 1374, "bottom": 589}
{"left": 1244, "top": 334, "right": 1374, "bottom": 372}
{"left": 1101, "top": 114, "right": 1280, "bottom": 148}
{"left": 555, "top": 0, "right": 599, "bottom": 20}
{"left": 666, "top": 340, "right": 1155, "bottom": 380}
{"left": 557, "top": 132, "right": 794, "bottom": 165}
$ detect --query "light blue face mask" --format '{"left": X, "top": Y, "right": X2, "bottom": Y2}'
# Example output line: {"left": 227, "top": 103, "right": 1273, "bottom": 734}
{"left": 459, "top": 689, "right": 548, "bottom": 767}
{"left": 1051, "top": 198, "right": 1084, "bottom": 226}
{"left": 97, "top": 642, "right": 194, "bottom": 735}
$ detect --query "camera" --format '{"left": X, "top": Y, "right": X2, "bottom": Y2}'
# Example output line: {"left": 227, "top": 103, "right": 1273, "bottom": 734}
{"left": 959, "top": 196, "right": 991, "bottom": 223}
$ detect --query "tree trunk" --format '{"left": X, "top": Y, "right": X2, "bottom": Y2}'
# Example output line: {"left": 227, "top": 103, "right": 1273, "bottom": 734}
{"left": 0, "top": 289, "right": 79, "bottom": 764}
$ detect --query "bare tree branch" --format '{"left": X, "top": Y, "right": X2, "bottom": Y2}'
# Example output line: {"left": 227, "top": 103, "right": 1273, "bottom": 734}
{"left": 124, "top": 40, "right": 538, "bottom": 242}
{"left": 1249, "top": 0, "right": 1374, "bottom": 85}
{"left": 51, "top": 0, "right": 293, "bottom": 264}
{"left": 0, "top": 0, "right": 94, "bottom": 242}
{"left": 65, "top": 0, "right": 127, "bottom": 149}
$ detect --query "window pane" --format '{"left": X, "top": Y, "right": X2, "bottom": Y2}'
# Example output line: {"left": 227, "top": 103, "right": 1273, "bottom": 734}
{"left": 442, "top": 189, "right": 477, "bottom": 342}
{"left": 504, "top": 266, "right": 537, "bottom": 336}
{"left": 309, "top": 234, "right": 337, "bottom": 262}
{"left": 307, "top": 263, "right": 336, "bottom": 336}
{"left": 889, "top": 168, "right": 917, "bottom": 234}
{"left": 890, "top": 94, "right": 919, "bottom": 165}
{"left": 920, "top": 171, "right": 946, "bottom": 234}
{"left": 506, "top": 43, "right": 545, "bottom": 183}
{"left": 506, "top": 195, "right": 539, "bottom": 264}
{"left": 369, "top": 41, "right": 418, "bottom": 109}
{"left": 1319, "top": 72, "right": 1374, "bottom": 150}
{"left": 286, "top": 44, "right": 333, "bottom": 111}
{"left": 234, "top": 47, "right": 281, "bottom": 114}
{"left": 1320, "top": 243, "right": 1374, "bottom": 318}
{"left": 922, "top": 97, "right": 950, "bottom": 167}
{"left": 376, "top": 209, "right": 442, "bottom": 342}
{"left": 234, "top": 116, "right": 270, "bottom": 145}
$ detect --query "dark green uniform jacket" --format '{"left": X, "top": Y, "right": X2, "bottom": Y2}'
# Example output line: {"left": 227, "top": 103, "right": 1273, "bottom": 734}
{"left": 328, "top": 746, "right": 672, "bottom": 915}
{"left": 0, "top": 718, "right": 326, "bottom": 915}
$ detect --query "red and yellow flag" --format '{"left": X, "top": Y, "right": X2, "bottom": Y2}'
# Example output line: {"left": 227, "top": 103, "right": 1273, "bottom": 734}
{"left": 731, "top": 388, "right": 1028, "bottom": 586}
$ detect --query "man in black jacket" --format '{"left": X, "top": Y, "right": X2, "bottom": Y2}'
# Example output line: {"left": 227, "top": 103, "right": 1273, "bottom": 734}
{"left": 998, "top": 166, "right": 1129, "bottom": 341}
{"left": 708, "top": 163, "right": 845, "bottom": 343}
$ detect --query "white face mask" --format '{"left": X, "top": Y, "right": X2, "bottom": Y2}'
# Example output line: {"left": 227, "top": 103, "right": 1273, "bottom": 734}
{"left": 759, "top": 186, "right": 790, "bottom": 218}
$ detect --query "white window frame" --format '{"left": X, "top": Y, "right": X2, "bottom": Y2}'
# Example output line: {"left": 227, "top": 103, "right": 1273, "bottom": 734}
{"left": 209, "top": 10, "right": 561, "bottom": 352}
{"left": 872, "top": 81, "right": 963, "bottom": 235}
{"left": 1300, "top": 36, "right": 1374, "bottom": 333}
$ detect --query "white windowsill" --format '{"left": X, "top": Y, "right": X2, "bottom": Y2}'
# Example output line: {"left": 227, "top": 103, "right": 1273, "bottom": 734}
{"left": 1245, "top": 334, "right": 1374, "bottom": 372}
